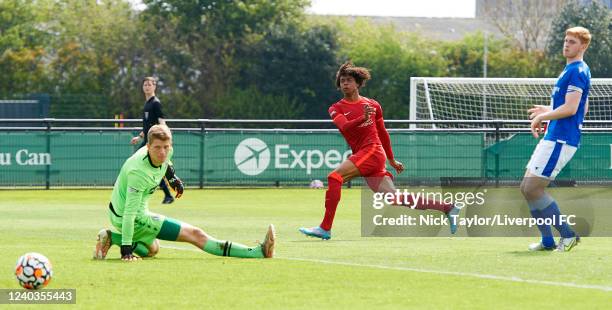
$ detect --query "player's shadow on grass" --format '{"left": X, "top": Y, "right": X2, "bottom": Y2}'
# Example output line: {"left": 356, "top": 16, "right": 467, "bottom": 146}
{"left": 288, "top": 239, "right": 379, "bottom": 243}
{"left": 506, "top": 251, "right": 555, "bottom": 256}
{"left": 94, "top": 257, "right": 211, "bottom": 262}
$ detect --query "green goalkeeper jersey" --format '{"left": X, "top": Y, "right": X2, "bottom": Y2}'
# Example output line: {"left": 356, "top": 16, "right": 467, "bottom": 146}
{"left": 110, "top": 146, "right": 174, "bottom": 245}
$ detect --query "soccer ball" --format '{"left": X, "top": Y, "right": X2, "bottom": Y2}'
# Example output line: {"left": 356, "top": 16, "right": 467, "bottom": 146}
{"left": 15, "top": 253, "right": 53, "bottom": 290}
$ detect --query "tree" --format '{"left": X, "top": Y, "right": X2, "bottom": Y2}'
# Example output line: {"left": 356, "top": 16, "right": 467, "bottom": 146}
{"left": 439, "top": 33, "right": 489, "bottom": 77}
{"left": 234, "top": 23, "right": 339, "bottom": 118}
{"left": 547, "top": 0, "right": 612, "bottom": 77}
{"left": 211, "top": 86, "right": 304, "bottom": 119}
{"left": 141, "top": 0, "right": 311, "bottom": 117}
{"left": 481, "top": 0, "right": 569, "bottom": 51}
{"left": 45, "top": 0, "right": 143, "bottom": 117}
{"left": 440, "top": 33, "right": 556, "bottom": 78}
{"left": 0, "top": 0, "right": 146, "bottom": 117}
{"left": 332, "top": 18, "right": 448, "bottom": 118}
{"left": 0, "top": 0, "right": 51, "bottom": 95}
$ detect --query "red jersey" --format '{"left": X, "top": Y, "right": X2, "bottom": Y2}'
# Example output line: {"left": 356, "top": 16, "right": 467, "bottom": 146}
{"left": 328, "top": 96, "right": 394, "bottom": 160}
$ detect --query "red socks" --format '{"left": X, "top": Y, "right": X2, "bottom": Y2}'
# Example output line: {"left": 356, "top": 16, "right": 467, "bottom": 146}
{"left": 320, "top": 172, "right": 343, "bottom": 231}
{"left": 319, "top": 171, "right": 453, "bottom": 231}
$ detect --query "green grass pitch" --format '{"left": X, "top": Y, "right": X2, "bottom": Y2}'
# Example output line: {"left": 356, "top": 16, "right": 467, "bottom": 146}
{"left": 1, "top": 189, "right": 611, "bottom": 309}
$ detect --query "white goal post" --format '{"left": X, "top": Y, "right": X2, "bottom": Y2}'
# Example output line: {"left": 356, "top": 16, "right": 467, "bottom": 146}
{"left": 409, "top": 77, "right": 612, "bottom": 128}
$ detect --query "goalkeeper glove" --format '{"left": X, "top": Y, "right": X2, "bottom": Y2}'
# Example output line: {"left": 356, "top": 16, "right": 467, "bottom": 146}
{"left": 164, "top": 164, "right": 184, "bottom": 198}
{"left": 121, "top": 245, "right": 140, "bottom": 261}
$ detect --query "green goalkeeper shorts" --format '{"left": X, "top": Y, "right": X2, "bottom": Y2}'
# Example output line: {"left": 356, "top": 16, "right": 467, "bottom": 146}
{"left": 109, "top": 210, "right": 183, "bottom": 246}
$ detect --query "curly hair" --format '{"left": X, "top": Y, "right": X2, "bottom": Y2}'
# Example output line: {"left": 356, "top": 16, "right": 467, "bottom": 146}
{"left": 335, "top": 61, "right": 371, "bottom": 88}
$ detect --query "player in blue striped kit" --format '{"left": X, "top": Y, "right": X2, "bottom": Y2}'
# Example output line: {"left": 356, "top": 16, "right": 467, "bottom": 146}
{"left": 521, "top": 27, "right": 592, "bottom": 252}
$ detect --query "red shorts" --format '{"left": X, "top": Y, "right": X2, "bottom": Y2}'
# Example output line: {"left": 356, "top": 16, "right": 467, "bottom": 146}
{"left": 348, "top": 144, "right": 393, "bottom": 179}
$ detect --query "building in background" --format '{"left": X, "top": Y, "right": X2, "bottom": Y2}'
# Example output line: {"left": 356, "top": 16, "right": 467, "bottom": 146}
{"left": 340, "top": 15, "right": 501, "bottom": 41}
{"left": 473, "top": 0, "right": 612, "bottom": 50}
{"left": 476, "top": 0, "right": 611, "bottom": 18}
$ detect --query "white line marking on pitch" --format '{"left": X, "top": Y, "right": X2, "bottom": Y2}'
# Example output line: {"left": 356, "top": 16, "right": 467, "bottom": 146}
{"left": 160, "top": 245, "right": 612, "bottom": 293}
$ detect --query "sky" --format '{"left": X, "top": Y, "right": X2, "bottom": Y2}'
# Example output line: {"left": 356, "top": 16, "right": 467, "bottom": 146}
{"left": 307, "top": 0, "right": 476, "bottom": 18}
{"left": 129, "top": 0, "right": 477, "bottom": 18}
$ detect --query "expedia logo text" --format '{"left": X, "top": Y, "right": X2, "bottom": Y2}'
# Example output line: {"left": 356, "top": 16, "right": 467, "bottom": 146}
{"left": 234, "top": 138, "right": 351, "bottom": 175}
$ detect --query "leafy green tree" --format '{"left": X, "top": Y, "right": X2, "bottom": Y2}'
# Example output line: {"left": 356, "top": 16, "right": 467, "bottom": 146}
{"left": 441, "top": 33, "right": 556, "bottom": 78}
{"left": 235, "top": 23, "right": 339, "bottom": 118}
{"left": 439, "top": 33, "right": 489, "bottom": 77}
{"left": 6, "top": 0, "right": 604, "bottom": 121}
{"left": 547, "top": 0, "right": 611, "bottom": 77}
{"left": 0, "top": 0, "right": 51, "bottom": 94}
{"left": 141, "top": 0, "right": 311, "bottom": 117}
{"left": 211, "top": 86, "right": 304, "bottom": 119}
{"left": 45, "top": 0, "right": 142, "bottom": 117}
{"left": 332, "top": 18, "right": 447, "bottom": 118}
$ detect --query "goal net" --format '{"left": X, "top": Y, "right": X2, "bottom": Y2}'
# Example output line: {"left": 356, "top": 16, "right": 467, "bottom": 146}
{"left": 409, "top": 77, "right": 612, "bottom": 128}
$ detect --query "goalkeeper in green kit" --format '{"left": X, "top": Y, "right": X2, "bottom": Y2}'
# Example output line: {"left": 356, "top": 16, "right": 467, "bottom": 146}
{"left": 94, "top": 124, "right": 275, "bottom": 261}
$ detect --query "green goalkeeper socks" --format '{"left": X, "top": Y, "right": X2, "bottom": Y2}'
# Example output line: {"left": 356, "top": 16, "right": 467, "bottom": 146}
{"left": 203, "top": 238, "right": 264, "bottom": 258}
{"left": 110, "top": 232, "right": 122, "bottom": 246}
{"left": 133, "top": 242, "right": 150, "bottom": 257}
{"left": 111, "top": 232, "right": 263, "bottom": 258}
{"left": 110, "top": 232, "right": 149, "bottom": 257}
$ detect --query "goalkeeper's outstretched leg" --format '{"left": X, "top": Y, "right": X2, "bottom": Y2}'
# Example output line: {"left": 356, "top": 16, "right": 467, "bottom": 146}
{"left": 95, "top": 220, "right": 275, "bottom": 260}
{"left": 176, "top": 222, "right": 276, "bottom": 259}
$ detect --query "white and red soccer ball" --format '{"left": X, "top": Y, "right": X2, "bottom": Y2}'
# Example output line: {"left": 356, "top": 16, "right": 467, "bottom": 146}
{"left": 15, "top": 252, "right": 53, "bottom": 290}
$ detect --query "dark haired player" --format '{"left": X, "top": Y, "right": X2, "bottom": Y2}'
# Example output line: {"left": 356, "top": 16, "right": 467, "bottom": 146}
{"left": 299, "top": 62, "right": 459, "bottom": 240}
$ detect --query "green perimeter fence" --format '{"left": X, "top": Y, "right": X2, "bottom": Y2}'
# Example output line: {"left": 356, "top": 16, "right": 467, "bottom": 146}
{"left": 0, "top": 119, "right": 611, "bottom": 188}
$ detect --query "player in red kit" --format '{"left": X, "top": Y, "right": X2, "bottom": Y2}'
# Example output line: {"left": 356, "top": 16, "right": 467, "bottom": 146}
{"left": 299, "top": 62, "right": 460, "bottom": 240}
